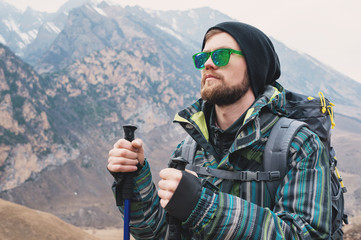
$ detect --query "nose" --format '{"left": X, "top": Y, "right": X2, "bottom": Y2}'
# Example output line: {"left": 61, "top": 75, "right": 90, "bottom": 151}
{"left": 204, "top": 55, "right": 217, "bottom": 70}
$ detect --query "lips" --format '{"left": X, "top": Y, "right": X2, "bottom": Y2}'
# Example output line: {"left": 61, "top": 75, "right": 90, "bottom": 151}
{"left": 202, "top": 72, "right": 223, "bottom": 87}
{"left": 203, "top": 73, "right": 220, "bottom": 82}
{"left": 205, "top": 74, "right": 217, "bottom": 80}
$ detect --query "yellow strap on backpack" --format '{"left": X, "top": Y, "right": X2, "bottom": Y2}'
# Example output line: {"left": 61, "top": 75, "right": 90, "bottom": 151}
{"left": 318, "top": 92, "right": 336, "bottom": 129}
{"left": 334, "top": 162, "right": 347, "bottom": 193}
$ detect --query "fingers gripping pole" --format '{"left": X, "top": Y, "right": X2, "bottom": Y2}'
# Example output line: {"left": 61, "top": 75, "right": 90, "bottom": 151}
{"left": 122, "top": 124, "right": 137, "bottom": 240}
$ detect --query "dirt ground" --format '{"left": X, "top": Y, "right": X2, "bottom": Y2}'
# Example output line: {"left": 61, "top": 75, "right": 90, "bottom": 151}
{"left": 83, "top": 228, "right": 135, "bottom": 240}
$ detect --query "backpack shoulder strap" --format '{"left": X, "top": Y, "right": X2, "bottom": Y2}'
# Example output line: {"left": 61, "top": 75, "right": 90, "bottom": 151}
{"left": 263, "top": 117, "right": 307, "bottom": 203}
{"left": 180, "top": 135, "right": 197, "bottom": 165}
{"left": 181, "top": 135, "right": 281, "bottom": 183}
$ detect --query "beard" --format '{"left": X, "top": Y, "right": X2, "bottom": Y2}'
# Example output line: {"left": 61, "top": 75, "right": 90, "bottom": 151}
{"left": 201, "top": 73, "right": 251, "bottom": 106}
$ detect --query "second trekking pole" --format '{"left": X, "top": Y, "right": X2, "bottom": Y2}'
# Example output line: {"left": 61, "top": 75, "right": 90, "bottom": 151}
{"left": 167, "top": 156, "right": 189, "bottom": 240}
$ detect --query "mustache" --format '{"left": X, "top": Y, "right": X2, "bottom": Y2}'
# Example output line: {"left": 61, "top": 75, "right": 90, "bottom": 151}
{"left": 201, "top": 72, "right": 224, "bottom": 85}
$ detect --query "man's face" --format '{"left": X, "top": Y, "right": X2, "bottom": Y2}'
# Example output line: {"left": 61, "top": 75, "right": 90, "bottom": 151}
{"left": 201, "top": 32, "right": 251, "bottom": 106}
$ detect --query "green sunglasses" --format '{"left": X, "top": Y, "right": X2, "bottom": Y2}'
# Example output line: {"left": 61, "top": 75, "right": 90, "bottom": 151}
{"left": 192, "top": 48, "right": 243, "bottom": 70}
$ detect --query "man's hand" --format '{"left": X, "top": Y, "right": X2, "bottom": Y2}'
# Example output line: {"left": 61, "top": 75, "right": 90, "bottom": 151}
{"left": 158, "top": 168, "right": 182, "bottom": 208}
{"left": 158, "top": 169, "right": 198, "bottom": 208}
{"left": 107, "top": 138, "right": 145, "bottom": 173}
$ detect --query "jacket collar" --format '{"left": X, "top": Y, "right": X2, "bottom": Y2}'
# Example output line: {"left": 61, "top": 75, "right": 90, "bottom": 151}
{"left": 174, "top": 83, "right": 285, "bottom": 161}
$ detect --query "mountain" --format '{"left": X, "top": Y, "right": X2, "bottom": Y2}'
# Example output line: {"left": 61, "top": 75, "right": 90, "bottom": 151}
{"left": 136, "top": 6, "right": 235, "bottom": 47}
{"left": 33, "top": 4, "right": 234, "bottom": 73}
{"left": 1, "top": 0, "right": 361, "bottom": 230}
{"left": 0, "top": 0, "right": 72, "bottom": 67}
{"left": 0, "top": 1, "right": 57, "bottom": 57}
{"left": 0, "top": 198, "right": 99, "bottom": 240}
{"left": 0, "top": 3, "right": 204, "bottom": 227}
{"left": 0, "top": 0, "right": 37, "bottom": 54}
{"left": 0, "top": 43, "right": 80, "bottom": 191}
{"left": 0, "top": 0, "right": 232, "bottom": 70}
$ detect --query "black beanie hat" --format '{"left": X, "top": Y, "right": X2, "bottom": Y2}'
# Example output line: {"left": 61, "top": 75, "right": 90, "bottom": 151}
{"left": 202, "top": 21, "right": 281, "bottom": 97}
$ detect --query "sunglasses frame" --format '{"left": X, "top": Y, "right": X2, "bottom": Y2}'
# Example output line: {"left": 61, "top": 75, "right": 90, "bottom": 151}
{"left": 192, "top": 48, "right": 243, "bottom": 70}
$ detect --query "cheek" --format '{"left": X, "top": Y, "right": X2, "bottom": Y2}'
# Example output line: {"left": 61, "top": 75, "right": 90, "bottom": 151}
{"left": 228, "top": 63, "right": 248, "bottom": 85}
{"left": 225, "top": 71, "right": 243, "bottom": 87}
{"left": 201, "top": 71, "right": 206, "bottom": 85}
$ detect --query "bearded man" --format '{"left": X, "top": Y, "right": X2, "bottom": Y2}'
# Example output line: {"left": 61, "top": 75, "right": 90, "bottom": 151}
{"left": 107, "top": 21, "right": 331, "bottom": 239}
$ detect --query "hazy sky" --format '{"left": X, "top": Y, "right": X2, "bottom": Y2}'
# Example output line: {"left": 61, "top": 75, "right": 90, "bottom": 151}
{"left": 5, "top": 0, "right": 361, "bottom": 83}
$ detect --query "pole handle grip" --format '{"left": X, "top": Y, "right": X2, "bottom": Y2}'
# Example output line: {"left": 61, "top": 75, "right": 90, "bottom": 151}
{"left": 122, "top": 124, "right": 138, "bottom": 200}
{"left": 122, "top": 124, "right": 137, "bottom": 240}
{"left": 123, "top": 124, "right": 137, "bottom": 142}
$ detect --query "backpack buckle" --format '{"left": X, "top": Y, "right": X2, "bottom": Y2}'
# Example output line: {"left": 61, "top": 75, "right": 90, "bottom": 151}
{"left": 269, "top": 171, "right": 281, "bottom": 181}
{"left": 240, "top": 171, "right": 281, "bottom": 181}
{"left": 240, "top": 171, "right": 257, "bottom": 181}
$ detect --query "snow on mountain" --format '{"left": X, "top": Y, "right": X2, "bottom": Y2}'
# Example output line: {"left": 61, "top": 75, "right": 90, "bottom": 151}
{"left": 44, "top": 22, "right": 62, "bottom": 34}
{"left": 0, "top": 34, "right": 5, "bottom": 44}
{"left": 156, "top": 24, "right": 184, "bottom": 41}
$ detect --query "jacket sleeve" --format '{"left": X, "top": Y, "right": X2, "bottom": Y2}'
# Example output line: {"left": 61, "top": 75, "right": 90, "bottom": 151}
{"left": 181, "top": 127, "right": 331, "bottom": 239}
{"left": 112, "top": 160, "right": 167, "bottom": 239}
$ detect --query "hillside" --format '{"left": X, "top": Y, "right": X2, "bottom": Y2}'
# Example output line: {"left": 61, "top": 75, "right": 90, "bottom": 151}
{"left": 0, "top": 198, "right": 99, "bottom": 240}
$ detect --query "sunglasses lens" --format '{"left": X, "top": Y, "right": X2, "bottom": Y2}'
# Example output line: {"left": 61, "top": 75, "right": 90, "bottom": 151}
{"left": 193, "top": 52, "right": 210, "bottom": 69}
{"left": 212, "top": 49, "right": 230, "bottom": 67}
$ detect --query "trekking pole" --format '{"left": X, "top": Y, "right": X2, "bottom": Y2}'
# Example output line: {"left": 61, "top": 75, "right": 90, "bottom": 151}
{"left": 167, "top": 156, "right": 189, "bottom": 240}
{"left": 122, "top": 124, "right": 137, "bottom": 240}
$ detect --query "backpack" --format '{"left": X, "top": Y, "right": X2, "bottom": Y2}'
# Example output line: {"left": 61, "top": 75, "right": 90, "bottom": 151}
{"left": 181, "top": 90, "right": 348, "bottom": 239}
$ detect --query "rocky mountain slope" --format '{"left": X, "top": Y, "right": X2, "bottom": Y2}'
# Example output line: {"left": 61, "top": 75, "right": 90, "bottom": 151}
{"left": 0, "top": 43, "right": 80, "bottom": 191}
{"left": 1, "top": 0, "right": 361, "bottom": 230}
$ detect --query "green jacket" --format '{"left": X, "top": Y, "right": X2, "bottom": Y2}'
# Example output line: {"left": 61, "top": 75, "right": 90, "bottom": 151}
{"left": 115, "top": 84, "right": 331, "bottom": 239}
